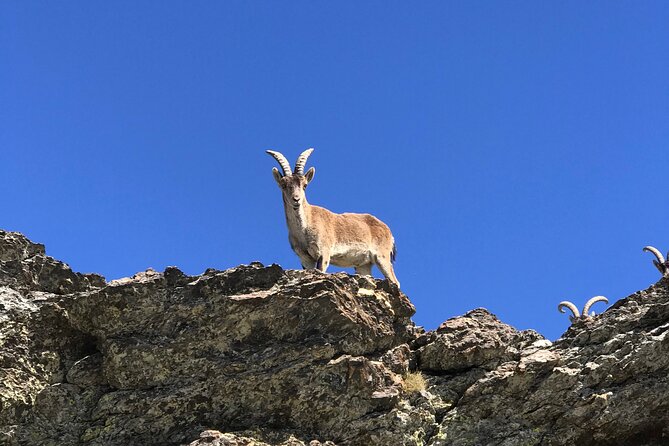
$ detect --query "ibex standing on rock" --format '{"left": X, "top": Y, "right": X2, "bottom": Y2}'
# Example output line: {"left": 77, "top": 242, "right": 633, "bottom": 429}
{"left": 267, "top": 148, "right": 400, "bottom": 288}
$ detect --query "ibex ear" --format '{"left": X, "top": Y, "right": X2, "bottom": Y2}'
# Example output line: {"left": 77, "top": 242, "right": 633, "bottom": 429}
{"left": 272, "top": 167, "right": 283, "bottom": 184}
{"left": 304, "top": 167, "right": 315, "bottom": 183}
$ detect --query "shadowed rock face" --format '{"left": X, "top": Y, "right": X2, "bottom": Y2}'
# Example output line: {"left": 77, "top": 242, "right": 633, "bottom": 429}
{"left": 1, "top": 230, "right": 668, "bottom": 446}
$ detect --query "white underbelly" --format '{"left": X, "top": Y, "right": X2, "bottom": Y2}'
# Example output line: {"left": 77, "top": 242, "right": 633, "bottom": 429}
{"left": 329, "top": 244, "right": 373, "bottom": 267}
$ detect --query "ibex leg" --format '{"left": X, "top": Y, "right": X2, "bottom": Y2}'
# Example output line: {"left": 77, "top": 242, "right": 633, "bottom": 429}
{"left": 316, "top": 254, "right": 330, "bottom": 272}
{"left": 375, "top": 254, "right": 400, "bottom": 288}
{"left": 355, "top": 264, "right": 372, "bottom": 276}
{"left": 301, "top": 257, "right": 317, "bottom": 269}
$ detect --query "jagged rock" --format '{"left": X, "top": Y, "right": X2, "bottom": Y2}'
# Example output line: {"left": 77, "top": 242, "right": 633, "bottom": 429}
{"left": 1, "top": 230, "right": 669, "bottom": 446}
{"left": 64, "top": 264, "right": 418, "bottom": 445}
{"left": 416, "top": 308, "right": 544, "bottom": 373}
{"left": 0, "top": 230, "right": 104, "bottom": 294}
{"left": 1, "top": 231, "right": 424, "bottom": 445}
{"left": 0, "top": 232, "right": 100, "bottom": 445}
{"left": 186, "top": 429, "right": 336, "bottom": 446}
{"left": 429, "top": 279, "right": 669, "bottom": 446}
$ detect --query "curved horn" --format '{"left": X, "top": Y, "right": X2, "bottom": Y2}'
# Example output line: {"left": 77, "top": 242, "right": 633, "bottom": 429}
{"left": 643, "top": 246, "right": 665, "bottom": 264}
{"left": 643, "top": 246, "right": 666, "bottom": 274}
{"left": 558, "top": 301, "right": 580, "bottom": 320}
{"left": 294, "top": 148, "right": 314, "bottom": 176}
{"left": 266, "top": 150, "right": 293, "bottom": 176}
{"left": 582, "top": 295, "right": 608, "bottom": 317}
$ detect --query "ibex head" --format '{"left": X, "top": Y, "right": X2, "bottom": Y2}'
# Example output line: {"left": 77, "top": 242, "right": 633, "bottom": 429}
{"left": 558, "top": 296, "right": 609, "bottom": 324}
{"left": 267, "top": 149, "right": 316, "bottom": 210}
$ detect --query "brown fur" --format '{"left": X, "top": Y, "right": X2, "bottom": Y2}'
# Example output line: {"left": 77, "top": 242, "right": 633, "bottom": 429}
{"left": 270, "top": 157, "right": 400, "bottom": 287}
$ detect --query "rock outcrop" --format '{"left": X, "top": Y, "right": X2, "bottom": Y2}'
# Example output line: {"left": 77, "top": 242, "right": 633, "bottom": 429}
{"left": 1, "top": 230, "right": 668, "bottom": 445}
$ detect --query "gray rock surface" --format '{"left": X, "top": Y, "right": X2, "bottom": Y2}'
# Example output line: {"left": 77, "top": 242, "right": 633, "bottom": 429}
{"left": 416, "top": 308, "right": 543, "bottom": 373}
{"left": 424, "top": 281, "right": 669, "bottom": 446}
{"left": 1, "top": 230, "right": 668, "bottom": 445}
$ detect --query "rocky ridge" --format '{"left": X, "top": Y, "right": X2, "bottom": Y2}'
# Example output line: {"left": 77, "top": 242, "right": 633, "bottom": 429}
{"left": 0, "top": 230, "right": 668, "bottom": 445}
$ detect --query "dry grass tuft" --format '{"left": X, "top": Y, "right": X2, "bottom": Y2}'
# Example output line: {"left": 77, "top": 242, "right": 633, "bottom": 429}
{"left": 402, "top": 371, "right": 426, "bottom": 394}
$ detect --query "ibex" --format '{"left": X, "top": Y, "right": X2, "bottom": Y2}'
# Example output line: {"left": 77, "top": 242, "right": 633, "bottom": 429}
{"left": 558, "top": 296, "right": 609, "bottom": 323}
{"left": 267, "top": 148, "right": 400, "bottom": 288}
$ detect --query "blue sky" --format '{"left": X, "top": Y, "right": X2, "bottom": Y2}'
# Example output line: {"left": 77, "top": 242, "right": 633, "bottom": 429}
{"left": 2, "top": 2, "right": 668, "bottom": 340}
